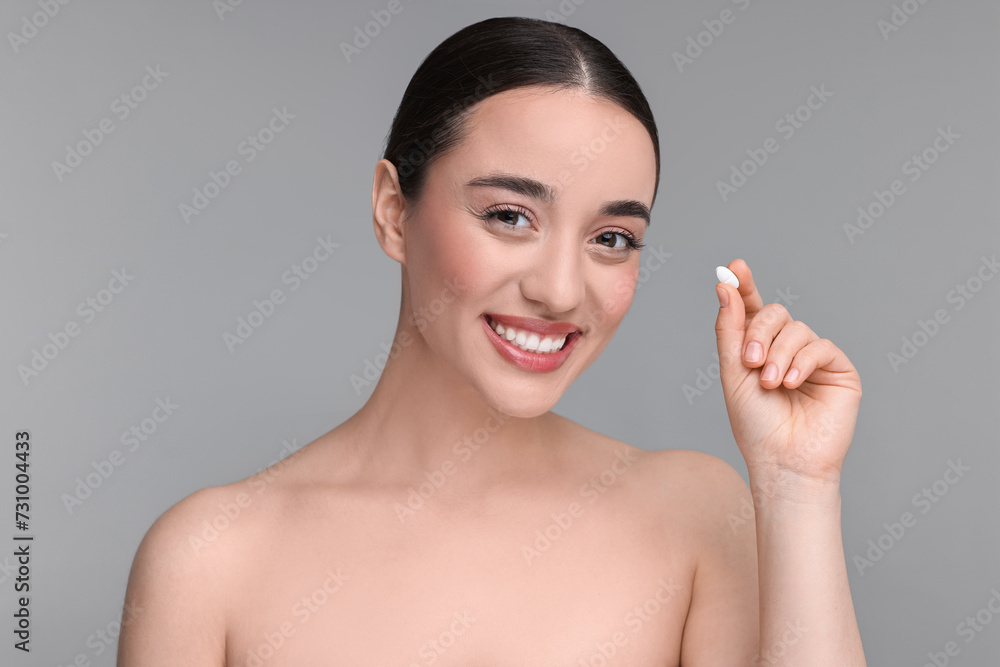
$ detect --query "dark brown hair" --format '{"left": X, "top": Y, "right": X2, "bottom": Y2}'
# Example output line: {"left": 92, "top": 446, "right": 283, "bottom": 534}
{"left": 381, "top": 16, "right": 660, "bottom": 209}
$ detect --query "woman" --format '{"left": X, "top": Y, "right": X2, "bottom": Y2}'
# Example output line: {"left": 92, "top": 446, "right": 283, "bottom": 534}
{"left": 119, "top": 16, "right": 865, "bottom": 666}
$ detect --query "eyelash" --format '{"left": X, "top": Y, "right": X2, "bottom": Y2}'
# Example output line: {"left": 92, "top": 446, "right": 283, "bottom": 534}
{"left": 475, "top": 204, "right": 645, "bottom": 253}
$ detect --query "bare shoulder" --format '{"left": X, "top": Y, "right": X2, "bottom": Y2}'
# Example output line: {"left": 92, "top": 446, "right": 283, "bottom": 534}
{"left": 133, "top": 480, "right": 270, "bottom": 561}
{"left": 548, "top": 414, "right": 752, "bottom": 532}
{"left": 640, "top": 447, "right": 750, "bottom": 495}
{"left": 637, "top": 448, "right": 754, "bottom": 533}
{"left": 125, "top": 483, "right": 245, "bottom": 585}
{"left": 551, "top": 412, "right": 748, "bottom": 490}
{"left": 119, "top": 438, "right": 329, "bottom": 663}
{"left": 118, "top": 483, "right": 252, "bottom": 665}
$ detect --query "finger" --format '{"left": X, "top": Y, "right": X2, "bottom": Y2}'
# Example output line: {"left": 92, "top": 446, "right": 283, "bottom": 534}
{"left": 727, "top": 259, "right": 765, "bottom": 322}
{"left": 714, "top": 281, "right": 748, "bottom": 383}
{"left": 742, "top": 303, "right": 794, "bottom": 369}
{"left": 755, "top": 320, "right": 819, "bottom": 388}
{"left": 781, "top": 337, "right": 853, "bottom": 389}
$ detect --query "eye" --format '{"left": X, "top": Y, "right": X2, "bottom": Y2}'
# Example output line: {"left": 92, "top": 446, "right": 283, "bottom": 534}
{"left": 593, "top": 229, "right": 644, "bottom": 252}
{"left": 477, "top": 204, "right": 533, "bottom": 228}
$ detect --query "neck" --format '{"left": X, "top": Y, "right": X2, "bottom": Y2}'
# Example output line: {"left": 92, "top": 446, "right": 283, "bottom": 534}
{"left": 337, "top": 306, "right": 561, "bottom": 497}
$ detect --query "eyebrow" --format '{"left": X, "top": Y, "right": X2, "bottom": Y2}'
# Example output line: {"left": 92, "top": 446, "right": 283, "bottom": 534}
{"left": 464, "top": 172, "right": 651, "bottom": 226}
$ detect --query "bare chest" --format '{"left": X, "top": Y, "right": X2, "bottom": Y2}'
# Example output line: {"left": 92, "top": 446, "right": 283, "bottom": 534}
{"left": 224, "top": 494, "right": 693, "bottom": 666}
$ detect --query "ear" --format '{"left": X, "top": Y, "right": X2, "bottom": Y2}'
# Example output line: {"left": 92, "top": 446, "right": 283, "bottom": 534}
{"left": 372, "top": 159, "right": 408, "bottom": 264}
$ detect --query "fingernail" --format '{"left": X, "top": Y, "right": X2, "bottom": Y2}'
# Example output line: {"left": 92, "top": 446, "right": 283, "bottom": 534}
{"left": 784, "top": 367, "right": 800, "bottom": 384}
{"left": 745, "top": 341, "right": 762, "bottom": 363}
{"left": 716, "top": 285, "right": 728, "bottom": 307}
{"left": 716, "top": 266, "right": 739, "bottom": 288}
{"left": 761, "top": 363, "right": 778, "bottom": 381}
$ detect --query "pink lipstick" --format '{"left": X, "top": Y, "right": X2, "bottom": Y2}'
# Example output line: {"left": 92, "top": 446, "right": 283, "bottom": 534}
{"left": 481, "top": 313, "right": 581, "bottom": 373}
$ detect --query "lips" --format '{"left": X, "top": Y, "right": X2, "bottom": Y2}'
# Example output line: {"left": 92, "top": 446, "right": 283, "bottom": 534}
{"left": 483, "top": 313, "right": 582, "bottom": 337}
{"left": 481, "top": 313, "right": 581, "bottom": 373}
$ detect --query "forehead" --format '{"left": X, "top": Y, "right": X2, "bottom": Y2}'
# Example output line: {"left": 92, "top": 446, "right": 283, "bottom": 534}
{"left": 435, "top": 86, "right": 657, "bottom": 207}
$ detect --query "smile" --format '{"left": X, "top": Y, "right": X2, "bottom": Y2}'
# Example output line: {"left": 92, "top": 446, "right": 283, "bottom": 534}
{"left": 485, "top": 316, "right": 570, "bottom": 353}
{"left": 481, "top": 313, "right": 581, "bottom": 373}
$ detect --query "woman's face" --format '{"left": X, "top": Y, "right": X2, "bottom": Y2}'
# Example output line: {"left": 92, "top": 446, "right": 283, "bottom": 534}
{"left": 398, "top": 85, "right": 658, "bottom": 418}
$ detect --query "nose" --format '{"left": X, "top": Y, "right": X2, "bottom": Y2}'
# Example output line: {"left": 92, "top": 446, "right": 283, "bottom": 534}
{"left": 518, "top": 229, "right": 586, "bottom": 315}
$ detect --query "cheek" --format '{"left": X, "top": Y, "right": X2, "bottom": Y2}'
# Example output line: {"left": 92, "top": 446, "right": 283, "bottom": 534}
{"left": 587, "top": 265, "right": 639, "bottom": 330}
{"left": 437, "top": 234, "right": 495, "bottom": 296}
{"left": 406, "top": 211, "right": 495, "bottom": 319}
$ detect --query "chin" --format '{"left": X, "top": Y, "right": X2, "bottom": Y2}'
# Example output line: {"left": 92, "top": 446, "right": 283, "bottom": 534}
{"left": 480, "top": 384, "right": 566, "bottom": 420}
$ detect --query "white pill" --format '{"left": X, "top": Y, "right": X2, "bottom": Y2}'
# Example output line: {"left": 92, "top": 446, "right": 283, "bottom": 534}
{"left": 716, "top": 265, "right": 740, "bottom": 288}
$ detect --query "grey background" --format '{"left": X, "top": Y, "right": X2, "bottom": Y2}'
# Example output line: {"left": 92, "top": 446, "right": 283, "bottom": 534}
{"left": 1, "top": 0, "right": 997, "bottom": 664}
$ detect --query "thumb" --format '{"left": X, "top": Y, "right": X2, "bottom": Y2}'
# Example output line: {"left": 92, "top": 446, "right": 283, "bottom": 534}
{"left": 714, "top": 281, "right": 748, "bottom": 383}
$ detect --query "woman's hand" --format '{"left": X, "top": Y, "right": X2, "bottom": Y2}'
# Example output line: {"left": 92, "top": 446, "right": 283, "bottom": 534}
{"left": 714, "top": 259, "right": 862, "bottom": 489}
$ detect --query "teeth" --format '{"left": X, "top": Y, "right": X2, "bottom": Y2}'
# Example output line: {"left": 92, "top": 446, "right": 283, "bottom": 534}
{"left": 488, "top": 317, "right": 572, "bottom": 354}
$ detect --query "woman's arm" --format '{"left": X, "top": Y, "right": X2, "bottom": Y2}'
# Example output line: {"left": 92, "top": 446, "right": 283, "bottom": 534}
{"left": 692, "top": 258, "right": 866, "bottom": 665}
{"left": 677, "top": 455, "right": 864, "bottom": 666}
{"left": 749, "top": 468, "right": 865, "bottom": 665}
